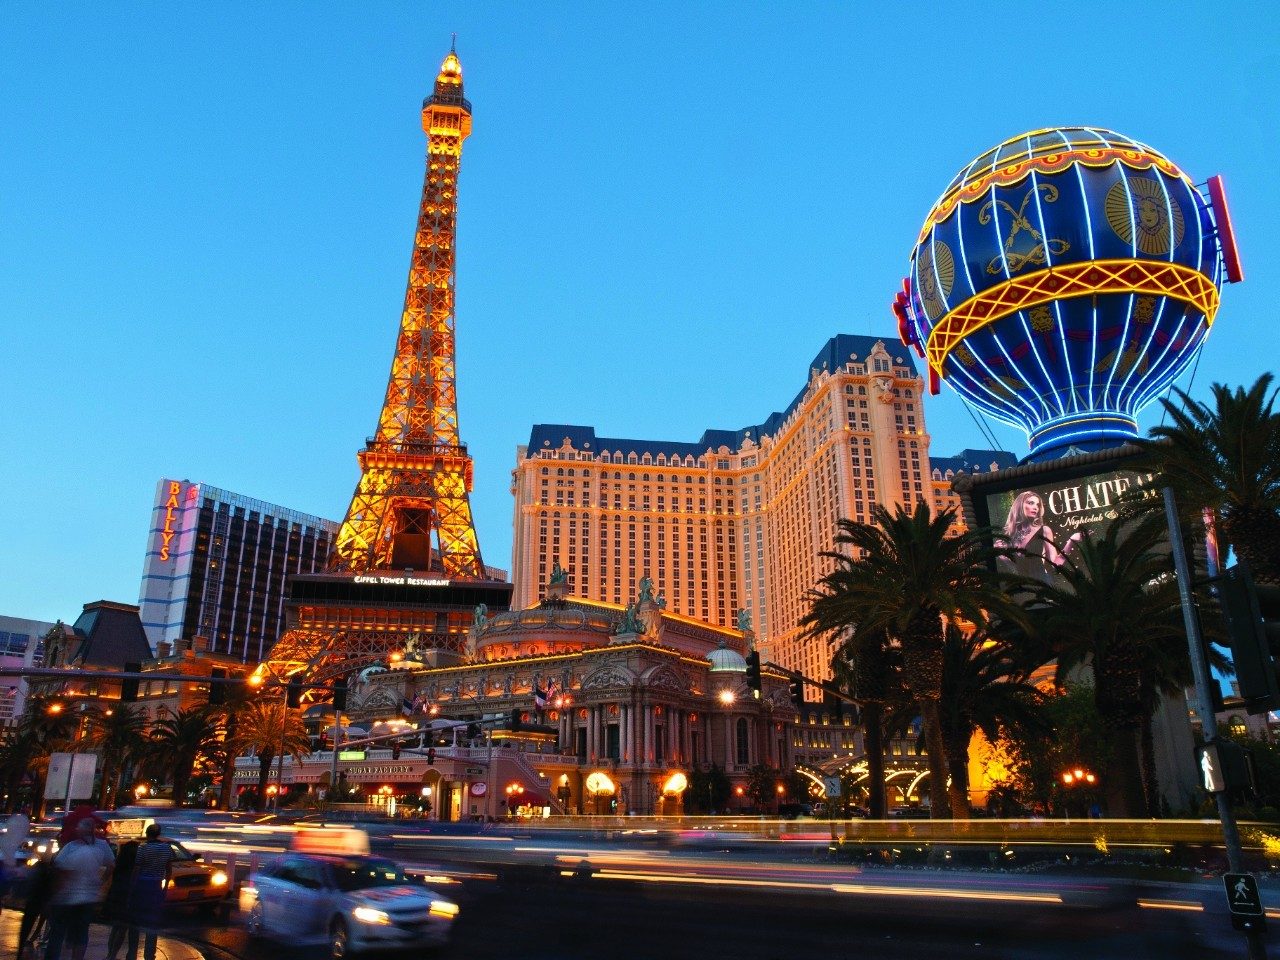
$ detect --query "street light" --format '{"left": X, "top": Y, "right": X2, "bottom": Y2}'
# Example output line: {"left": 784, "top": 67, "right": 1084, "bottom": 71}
{"left": 1060, "top": 767, "right": 1099, "bottom": 818}
{"left": 718, "top": 689, "right": 736, "bottom": 706}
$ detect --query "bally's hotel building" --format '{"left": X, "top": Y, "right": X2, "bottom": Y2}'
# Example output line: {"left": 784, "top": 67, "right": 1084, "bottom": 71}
{"left": 138, "top": 480, "right": 338, "bottom": 663}
{"left": 511, "top": 335, "right": 1012, "bottom": 684}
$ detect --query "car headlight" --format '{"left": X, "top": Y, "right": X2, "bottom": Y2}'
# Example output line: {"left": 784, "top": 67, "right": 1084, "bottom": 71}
{"left": 211, "top": 871, "right": 228, "bottom": 886}
{"left": 352, "top": 906, "right": 391, "bottom": 925}
{"left": 428, "top": 900, "right": 459, "bottom": 919}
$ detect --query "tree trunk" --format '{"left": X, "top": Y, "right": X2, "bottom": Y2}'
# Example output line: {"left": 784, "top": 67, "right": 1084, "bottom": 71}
{"left": 944, "top": 728, "right": 972, "bottom": 820}
{"left": 218, "top": 713, "right": 240, "bottom": 810}
{"left": 255, "top": 751, "right": 274, "bottom": 812}
{"left": 97, "top": 759, "right": 114, "bottom": 809}
{"left": 173, "top": 757, "right": 192, "bottom": 809}
{"left": 863, "top": 703, "right": 887, "bottom": 819}
{"left": 917, "top": 699, "right": 952, "bottom": 819}
{"left": 1104, "top": 726, "right": 1146, "bottom": 818}
{"left": 1140, "top": 713, "right": 1160, "bottom": 817}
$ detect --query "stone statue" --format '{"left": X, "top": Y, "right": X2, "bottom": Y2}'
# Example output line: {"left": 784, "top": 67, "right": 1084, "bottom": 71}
{"left": 614, "top": 603, "right": 645, "bottom": 636}
{"left": 473, "top": 603, "right": 488, "bottom": 627}
{"left": 639, "top": 575, "right": 654, "bottom": 603}
{"left": 735, "top": 608, "right": 752, "bottom": 633}
{"left": 656, "top": 591, "right": 667, "bottom": 610}
{"left": 549, "top": 562, "right": 568, "bottom": 586}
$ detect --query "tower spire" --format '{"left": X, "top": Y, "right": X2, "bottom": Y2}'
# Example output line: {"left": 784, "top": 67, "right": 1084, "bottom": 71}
{"left": 332, "top": 45, "right": 483, "bottom": 578}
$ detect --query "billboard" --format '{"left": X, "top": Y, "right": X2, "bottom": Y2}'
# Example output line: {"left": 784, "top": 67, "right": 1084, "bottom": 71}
{"left": 983, "top": 467, "right": 1159, "bottom": 584}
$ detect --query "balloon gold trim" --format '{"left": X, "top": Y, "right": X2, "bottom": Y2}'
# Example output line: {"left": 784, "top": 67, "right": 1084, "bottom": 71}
{"left": 925, "top": 259, "right": 1219, "bottom": 378}
{"left": 917, "top": 148, "right": 1190, "bottom": 246}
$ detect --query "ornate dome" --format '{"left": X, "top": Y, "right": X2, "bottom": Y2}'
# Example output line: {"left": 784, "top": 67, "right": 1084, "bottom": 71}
{"left": 707, "top": 640, "right": 747, "bottom": 673}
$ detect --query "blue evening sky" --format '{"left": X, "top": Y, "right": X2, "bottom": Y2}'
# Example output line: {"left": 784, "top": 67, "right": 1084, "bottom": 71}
{"left": 1, "top": 3, "right": 1276, "bottom": 625}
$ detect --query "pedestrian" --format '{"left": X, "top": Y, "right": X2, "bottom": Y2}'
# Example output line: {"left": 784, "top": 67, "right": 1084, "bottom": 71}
{"left": 43, "top": 817, "right": 114, "bottom": 960}
{"left": 125, "top": 825, "right": 175, "bottom": 960}
{"left": 104, "top": 840, "right": 139, "bottom": 960}
{"left": 17, "top": 855, "right": 57, "bottom": 959}
{"left": 1, "top": 812, "right": 31, "bottom": 914}
{"left": 56, "top": 806, "right": 98, "bottom": 848}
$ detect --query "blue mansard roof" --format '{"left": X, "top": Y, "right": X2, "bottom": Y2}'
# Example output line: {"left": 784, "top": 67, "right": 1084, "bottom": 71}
{"left": 928, "top": 449, "right": 1017, "bottom": 477}
{"left": 525, "top": 335, "right": 919, "bottom": 459}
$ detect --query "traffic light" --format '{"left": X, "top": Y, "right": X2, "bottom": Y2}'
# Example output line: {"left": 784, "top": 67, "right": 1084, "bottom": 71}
{"left": 823, "top": 688, "right": 843, "bottom": 721}
{"left": 332, "top": 679, "right": 348, "bottom": 712}
{"left": 510, "top": 708, "right": 523, "bottom": 731}
{"left": 466, "top": 722, "right": 481, "bottom": 740}
{"left": 286, "top": 678, "right": 303, "bottom": 709}
{"left": 788, "top": 675, "right": 804, "bottom": 708}
{"left": 208, "top": 667, "right": 228, "bottom": 706}
{"left": 1217, "top": 562, "right": 1280, "bottom": 714}
{"left": 744, "top": 651, "right": 762, "bottom": 696}
{"left": 120, "top": 662, "right": 141, "bottom": 703}
{"left": 427, "top": 747, "right": 436, "bottom": 765}
{"left": 391, "top": 741, "right": 401, "bottom": 760}
{"left": 1198, "top": 740, "right": 1257, "bottom": 798}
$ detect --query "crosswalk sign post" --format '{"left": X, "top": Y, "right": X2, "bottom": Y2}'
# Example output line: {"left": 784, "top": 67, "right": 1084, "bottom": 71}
{"left": 1223, "top": 873, "right": 1266, "bottom": 933}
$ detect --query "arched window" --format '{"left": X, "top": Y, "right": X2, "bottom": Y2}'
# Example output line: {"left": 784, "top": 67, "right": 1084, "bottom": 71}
{"left": 735, "top": 718, "right": 749, "bottom": 765}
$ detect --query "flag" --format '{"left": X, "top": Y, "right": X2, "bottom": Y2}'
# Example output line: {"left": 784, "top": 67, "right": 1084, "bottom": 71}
{"left": 536, "top": 678, "right": 558, "bottom": 710}
{"left": 401, "top": 696, "right": 414, "bottom": 716}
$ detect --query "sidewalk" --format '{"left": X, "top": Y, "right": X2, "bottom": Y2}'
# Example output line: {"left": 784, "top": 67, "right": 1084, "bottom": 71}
{"left": 0, "top": 909, "right": 205, "bottom": 960}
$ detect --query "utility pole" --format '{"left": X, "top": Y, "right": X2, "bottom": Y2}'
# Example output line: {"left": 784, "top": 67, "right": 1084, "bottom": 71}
{"left": 1164, "top": 487, "right": 1266, "bottom": 960}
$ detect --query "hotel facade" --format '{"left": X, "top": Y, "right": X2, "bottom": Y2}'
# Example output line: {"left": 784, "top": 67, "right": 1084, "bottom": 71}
{"left": 137, "top": 479, "right": 339, "bottom": 663}
{"left": 511, "top": 335, "right": 1012, "bottom": 684}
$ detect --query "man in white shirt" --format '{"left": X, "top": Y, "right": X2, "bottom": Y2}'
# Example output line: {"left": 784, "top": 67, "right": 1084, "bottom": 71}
{"left": 45, "top": 816, "right": 115, "bottom": 960}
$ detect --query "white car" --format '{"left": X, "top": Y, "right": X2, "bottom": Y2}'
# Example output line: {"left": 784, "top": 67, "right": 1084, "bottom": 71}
{"left": 241, "top": 853, "right": 459, "bottom": 958}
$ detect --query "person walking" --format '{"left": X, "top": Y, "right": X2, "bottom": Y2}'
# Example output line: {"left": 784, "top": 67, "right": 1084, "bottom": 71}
{"left": 43, "top": 817, "right": 114, "bottom": 960}
{"left": 17, "top": 854, "right": 56, "bottom": 959}
{"left": 124, "top": 826, "right": 174, "bottom": 960}
{"left": 103, "top": 840, "right": 139, "bottom": 960}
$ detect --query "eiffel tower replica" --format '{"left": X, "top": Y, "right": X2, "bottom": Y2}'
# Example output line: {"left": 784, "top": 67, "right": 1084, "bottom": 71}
{"left": 260, "top": 45, "right": 511, "bottom": 693}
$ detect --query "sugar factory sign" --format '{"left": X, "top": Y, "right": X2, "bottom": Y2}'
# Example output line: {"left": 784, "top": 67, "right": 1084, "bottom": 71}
{"left": 345, "top": 763, "right": 415, "bottom": 778}
{"left": 234, "top": 760, "right": 428, "bottom": 785}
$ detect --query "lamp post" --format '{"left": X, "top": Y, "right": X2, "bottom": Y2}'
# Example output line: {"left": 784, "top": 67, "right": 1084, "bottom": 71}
{"left": 1060, "top": 767, "right": 1098, "bottom": 819}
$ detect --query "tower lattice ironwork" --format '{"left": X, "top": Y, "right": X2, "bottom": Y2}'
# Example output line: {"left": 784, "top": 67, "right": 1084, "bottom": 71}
{"left": 256, "top": 47, "right": 511, "bottom": 696}
{"left": 333, "top": 46, "right": 485, "bottom": 578}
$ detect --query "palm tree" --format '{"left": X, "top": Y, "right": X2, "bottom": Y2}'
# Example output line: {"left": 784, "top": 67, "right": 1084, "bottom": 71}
{"left": 1027, "top": 518, "right": 1188, "bottom": 817}
{"left": 231, "top": 701, "right": 311, "bottom": 811}
{"left": 937, "top": 621, "right": 1048, "bottom": 805}
{"left": 148, "top": 707, "right": 221, "bottom": 808}
{"left": 212, "top": 679, "right": 255, "bottom": 811}
{"left": 803, "top": 502, "right": 1021, "bottom": 819}
{"left": 825, "top": 629, "right": 903, "bottom": 818}
{"left": 1, "top": 698, "right": 77, "bottom": 813}
{"left": 81, "top": 705, "right": 148, "bottom": 809}
{"left": 1133, "top": 375, "right": 1280, "bottom": 582}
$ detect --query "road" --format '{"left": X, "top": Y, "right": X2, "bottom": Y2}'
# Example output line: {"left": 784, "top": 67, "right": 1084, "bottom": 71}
{"left": 121, "top": 816, "right": 1273, "bottom": 958}
{"left": 169, "top": 854, "right": 1256, "bottom": 960}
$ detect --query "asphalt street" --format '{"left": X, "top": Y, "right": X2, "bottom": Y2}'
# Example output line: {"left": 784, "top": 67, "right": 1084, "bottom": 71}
{"left": 169, "top": 864, "right": 1254, "bottom": 960}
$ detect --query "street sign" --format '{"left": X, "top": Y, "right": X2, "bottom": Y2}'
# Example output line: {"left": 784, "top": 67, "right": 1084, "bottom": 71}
{"left": 1224, "top": 873, "right": 1266, "bottom": 931}
{"left": 44, "top": 753, "right": 97, "bottom": 803}
{"left": 466, "top": 766, "right": 484, "bottom": 775}
{"left": 822, "top": 776, "right": 842, "bottom": 797}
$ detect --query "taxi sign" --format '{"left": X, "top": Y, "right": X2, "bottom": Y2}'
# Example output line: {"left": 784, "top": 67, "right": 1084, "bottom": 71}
{"left": 290, "top": 827, "right": 370, "bottom": 856}
{"left": 1224, "top": 873, "right": 1266, "bottom": 931}
{"left": 104, "top": 818, "right": 155, "bottom": 839}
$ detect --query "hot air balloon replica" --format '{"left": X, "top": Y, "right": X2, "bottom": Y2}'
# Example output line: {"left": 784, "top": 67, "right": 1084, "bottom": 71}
{"left": 895, "top": 127, "right": 1243, "bottom": 462}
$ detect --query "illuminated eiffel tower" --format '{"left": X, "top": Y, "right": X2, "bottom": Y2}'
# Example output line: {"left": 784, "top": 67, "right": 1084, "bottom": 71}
{"left": 260, "top": 46, "right": 510, "bottom": 692}
{"left": 333, "top": 43, "right": 483, "bottom": 578}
